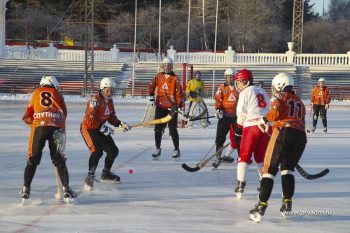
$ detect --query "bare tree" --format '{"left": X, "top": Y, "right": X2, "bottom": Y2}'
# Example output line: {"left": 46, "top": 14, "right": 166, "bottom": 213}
{"left": 303, "top": 19, "right": 350, "bottom": 53}
{"left": 328, "top": 0, "right": 350, "bottom": 21}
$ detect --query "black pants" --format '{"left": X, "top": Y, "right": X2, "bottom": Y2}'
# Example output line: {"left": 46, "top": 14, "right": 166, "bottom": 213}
{"left": 154, "top": 107, "right": 179, "bottom": 150}
{"left": 313, "top": 104, "right": 327, "bottom": 128}
{"left": 24, "top": 126, "right": 69, "bottom": 187}
{"left": 81, "top": 125, "right": 119, "bottom": 174}
{"left": 259, "top": 127, "right": 307, "bottom": 203}
{"left": 215, "top": 116, "right": 240, "bottom": 155}
{"left": 28, "top": 126, "right": 64, "bottom": 165}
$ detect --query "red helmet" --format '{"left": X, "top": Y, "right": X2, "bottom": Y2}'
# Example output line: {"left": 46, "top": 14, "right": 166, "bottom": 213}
{"left": 234, "top": 69, "right": 253, "bottom": 82}
{"left": 234, "top": 69, "right": 253, "bottom": 92}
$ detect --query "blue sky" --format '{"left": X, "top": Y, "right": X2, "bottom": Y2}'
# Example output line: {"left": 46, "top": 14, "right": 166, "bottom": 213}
{"left": 310, "top": 0, "right": 330, "bottom": 15}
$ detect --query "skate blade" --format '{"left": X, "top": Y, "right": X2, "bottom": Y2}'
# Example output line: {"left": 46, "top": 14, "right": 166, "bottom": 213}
{"left": 250, "top": 213, "right": 262, "bottom": 223}
{"left": 152, "top": 156, "right": 160, "bottom": 161}
{"left": 84, "top": 184, "right": 93, "bottom": 191}
{"left": 280, "top": 210, "right": 290, "bottom": 218}
{"left": 211, "top": 166, "right": 218, "bottom": 170}
{"left": 236, "top": 192, "right": 242, "bottom": 200}
{"left": 21, "top": 198, "right": 28, "bottom": 206}
{"left": 64, "top": 197, "right": 77, "bottom": 205}
{"left": 172, "top": 157, "right": 180, "bottom": 161}
{"left": 99, "top": 179, "right": 121, "bottom": 184}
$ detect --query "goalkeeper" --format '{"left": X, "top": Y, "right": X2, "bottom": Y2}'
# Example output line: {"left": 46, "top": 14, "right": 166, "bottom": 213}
{"left": 185, "top": 71, "right": 210, "bottom": 128}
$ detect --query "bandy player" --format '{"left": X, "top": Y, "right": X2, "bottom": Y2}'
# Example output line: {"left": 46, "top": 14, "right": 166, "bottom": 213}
{"left": 233, "top": 69, "right": 270, "bottom": 199}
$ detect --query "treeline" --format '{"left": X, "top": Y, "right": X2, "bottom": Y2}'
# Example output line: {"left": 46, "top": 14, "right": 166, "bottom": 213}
{"left": 5, "top": 0, "right": 350, "bottom": 53}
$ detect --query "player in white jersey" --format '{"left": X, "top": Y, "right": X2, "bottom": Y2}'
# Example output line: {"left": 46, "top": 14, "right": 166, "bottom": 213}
{"left": 233, "top": 69, "right": 271, "bottom": 199}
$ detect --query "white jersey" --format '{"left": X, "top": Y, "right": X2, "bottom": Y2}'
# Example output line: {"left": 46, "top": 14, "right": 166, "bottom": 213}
{"left": 236, "top": 85, "right": 270, "bottom": 127}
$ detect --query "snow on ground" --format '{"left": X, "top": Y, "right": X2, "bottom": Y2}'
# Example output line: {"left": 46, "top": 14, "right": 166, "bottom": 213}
{"left": 0, "top": 99, "right": 349, "bottom": 233}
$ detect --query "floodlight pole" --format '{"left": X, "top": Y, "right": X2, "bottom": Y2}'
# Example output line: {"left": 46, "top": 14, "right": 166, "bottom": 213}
{"left": 212, "top": 0, "right": 219, "bottom": 98}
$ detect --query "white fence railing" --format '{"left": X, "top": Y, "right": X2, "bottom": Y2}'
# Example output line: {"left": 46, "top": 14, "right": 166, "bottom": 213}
{"left": 235, "top": 53, "right": 288, "bottom": 64}
{"left": 4, "top": 44, "right": 119, "bottom": 62}
{"left": 175, "top": 52, "right": 226, "bottom": 64}
{"left": 294, "top": 54, "right": 350, "bottom": 66}
{"left": 3, "top": 44, "right": 350, "bottom": 66}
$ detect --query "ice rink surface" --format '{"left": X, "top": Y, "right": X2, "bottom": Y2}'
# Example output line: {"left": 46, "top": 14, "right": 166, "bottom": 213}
{"left": 0, "top": 100, "right": 349, "bottom": 233}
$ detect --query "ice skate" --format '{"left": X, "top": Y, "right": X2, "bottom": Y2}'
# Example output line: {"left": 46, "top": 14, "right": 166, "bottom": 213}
{"left": 307, "top": 127, "right": 316, "bottom": 133}
{"left": 249, "top": 201, "right": 267, "bottom": 223}
{"left": 323, "top": 127, "right": 327, "bottom": 133}
{"left": 62, "top": 186, "right": 77, "bottom": 205}
{"left": 152, "top": 148, "right": 161, "bottom": 160}
{"left": 172, "top": 149, "right": 181, "bottom": 161}
{"left": 20, "top": 186, "right": 30, "bottom": 206}
{"left": 280, "top": 198, "right": 292, "bottom": 217}
{"left": 222, "top": 155, "right": 234, "bottom": 163}
{"left": 100, "top": 170, "right": 121, "bottom": 184}
{"left": 84, "top": 173, "right": 95, "bottom": 191}
{"left": 234, "top": 180, "right": 246, "bottom": 200}
{"left": 211, "top": 157, "right": 222, "bottom": 170}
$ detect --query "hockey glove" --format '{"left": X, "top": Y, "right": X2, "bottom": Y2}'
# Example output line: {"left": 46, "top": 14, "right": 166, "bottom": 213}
{"left": 234, "top": 124, "right": 243, "bottom": 142}
{"left": 120, "top": 122, "right": 131, "bottom": 132}
{"left": 258, "top": 117, "right": 269, "bottom": 133}
{"left": 149, "top": 96, "right": 155, "bottom": 107}
{"left": 325, "top": 104, "right": 329, "bottom": 109}
{"left": 215, "top": 109, "right": 223, "bottom": 119}
{"left": 100, "top": 122, "right": 114, "bottom": 136}
{"left": 189, "top": 91, "right": 197, "bottom": 98}
{"left": 89, "top": 96, "right": 97, "bottom": 108}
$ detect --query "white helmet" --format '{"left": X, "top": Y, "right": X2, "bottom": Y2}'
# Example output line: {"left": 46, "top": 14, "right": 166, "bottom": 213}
{"left": 318, "top": 78, "right": 325, "bottom": 83}
{"left": 224, "top": 68, "right": 236, "bottom": 76}
{"left": 162, "top": 57, "right": 173, "bottom": 74}
{"left": 272, "top": 73, "right": 294, "bottom": 92}
{"left": 162, "top": 57, "right": 173, "bottom": 65}
{"left": 100, "top": 78, "right": 116, "bottom": 98}
{"left": 100, "top": 78, "right": 116, "bottom": 90}
{"left": 40, "top": 76, "right": 59, "bottom": 89}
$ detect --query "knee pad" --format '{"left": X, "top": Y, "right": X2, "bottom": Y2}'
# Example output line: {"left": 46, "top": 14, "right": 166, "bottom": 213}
{"left": 52, "top": 153, "right": 66, "bottom": 166}
{"left": 155, "top": 126, "right": 165, "bottom": 135}
{"left": 91, "top": 150, "right": 104, "bottom": 160}
{"left": 313, "top": 113, "right": 319, "bottom": 120}
{"left": 107, "top": 147, "right": 119, "bottom": 160}
{"left": 169, "top": 127, "right": 178, "bottom": 136}
{"left": 28, "top": 157, "right": 40, "bottom": 166}
{"left": 320, "top": 115, "right": 327, "bottom": 120}
{"left": 27, "top": 159, "right": 38, "bottom": 167}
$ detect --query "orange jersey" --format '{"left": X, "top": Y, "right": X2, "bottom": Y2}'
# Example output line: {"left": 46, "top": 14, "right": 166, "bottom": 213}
{"left": 82, "top": 93, "right": 121, "bottom": 130}
{"left": 22, "top": 86, "right": 67, "bottom": 129}
{"left": 149, "top": 72, "right": 185, "bottom": 109}
{"left": 266, "top": 91, "right": 305, "bottom": 132}
{"left": 215, "top": 84, "right": 239, "bottom": 117}
{"left": 310, "top": 86, "right": 330, "bottom": 106}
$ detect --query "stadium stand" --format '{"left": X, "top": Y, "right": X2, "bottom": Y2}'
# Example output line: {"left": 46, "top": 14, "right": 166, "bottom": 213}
{"left": 0, "top": 59, "right": 126, "bottom": 96}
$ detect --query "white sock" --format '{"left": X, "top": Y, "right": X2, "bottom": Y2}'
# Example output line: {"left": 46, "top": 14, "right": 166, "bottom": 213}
{"left": 237, "top": 162, "right": 248, "bottom": 182}
{"left": 224, "top": 147, "right": 235, "bottom": 157}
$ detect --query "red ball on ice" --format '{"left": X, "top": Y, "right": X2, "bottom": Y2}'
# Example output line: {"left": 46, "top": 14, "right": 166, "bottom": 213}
{"left": 128, "top": 169, "right": 134, "bottom": 174}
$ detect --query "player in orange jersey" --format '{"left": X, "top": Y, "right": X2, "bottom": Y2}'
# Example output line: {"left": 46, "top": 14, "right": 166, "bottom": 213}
{"left": 249, "top": 73, "right": 307, "bottom": 222}
{"left": 21, "top": 76, "right": 76, "bottom": 203}
{"left": 81, "top": 78, "right": 130, "bottom": 191}
{"left": 212, "top": 68, "right": 240, "bottom": 169}
{"left": 148, "top": 57, "right": 185, "bottom": 160}
{"left": 310, "top": 78, "right": 331, "bottom": 133}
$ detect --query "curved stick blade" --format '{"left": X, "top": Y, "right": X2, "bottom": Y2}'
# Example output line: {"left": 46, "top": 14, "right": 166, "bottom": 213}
{"left": 296, "top": 164, "right": 330, "bottom": 180}
{"left": 182, "top": 163, "right": 200, "bottom": 172}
